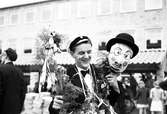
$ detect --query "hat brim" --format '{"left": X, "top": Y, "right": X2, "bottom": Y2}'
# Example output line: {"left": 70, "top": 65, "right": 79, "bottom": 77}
{"left": 106, "top": 38, "right": 139, "bottom": 58}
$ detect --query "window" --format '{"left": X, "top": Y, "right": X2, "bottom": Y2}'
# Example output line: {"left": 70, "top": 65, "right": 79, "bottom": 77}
{"left": 97, "top": 0, "right": 113, "bottom": 15}
{"left": 145, "top": 28, "right": 162, "bottom": 49}
{"left": 120, "top": 0, "right": 136, "bottom": 13}
{"left": 57, "top": 2, "right": 71, "bottom": 20}
{"left": 145, "top": 0, "right": 162, "bottom": 10}
{"left": 8, "top": 39, "right": 17, "bottom": 50}
{"left": 23, "top": 38, "right": 34, "bottom": 54}
{"left": 0, "top": 16, "right": 4, "bottom": 25}
{"left": 11, "top": 14, "right": 18, "bottom": 24}
{"left": 25, "top": 12, "right": 34, "bottom": 23}
{"left": 77, "top": 0, "right": 92, "bottom": 18}
{"left": 24, "top": 49, "right": 32, "bottom": 53}
{"left": 145, "top": 28, "right": 162, "bottom": 42}
{"left": 41, "top": 8, "right": 52, "bottom": 21}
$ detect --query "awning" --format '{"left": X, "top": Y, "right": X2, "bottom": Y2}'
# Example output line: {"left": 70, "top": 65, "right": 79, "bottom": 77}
{"left": 130, "top": 49, "right": 166, "bottom": 64}
{"left": 126, "top": 49, "right": 167, "bottom": 73}
{"left": 15, "top": 49, "right": 167, "bottom": 73}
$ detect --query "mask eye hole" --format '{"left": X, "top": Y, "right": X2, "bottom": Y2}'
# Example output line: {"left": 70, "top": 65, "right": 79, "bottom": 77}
{"left": 124, "top": 51, "right": 133, "bottom": 60}
{"left": 114, "top": 47, "right": 122, "bottom": 56}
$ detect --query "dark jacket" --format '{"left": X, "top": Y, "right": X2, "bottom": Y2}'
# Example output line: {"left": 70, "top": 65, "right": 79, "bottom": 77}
{"left": 108, "top": 81, "right": 134, "bottom": 114}
{"left": 159, "top": 79, "right": 167, "bottom": 90}
{"left": 0, "top": 62, "right": 27, "bottom": 114}
{"left": 49, "top": 64, "right": 100, "bottom": 114}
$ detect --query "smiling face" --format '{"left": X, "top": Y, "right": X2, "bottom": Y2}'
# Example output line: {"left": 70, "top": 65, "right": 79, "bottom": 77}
{"left": 108, "top": 43, "right": 133, "bottom": 73}
{"left": 71, "top": 43, "right": 92, "bottom": 70}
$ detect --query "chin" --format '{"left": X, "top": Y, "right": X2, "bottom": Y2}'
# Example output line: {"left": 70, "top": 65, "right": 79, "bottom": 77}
{"left": 80, "top": 64, "right": 89, "bottom": 69}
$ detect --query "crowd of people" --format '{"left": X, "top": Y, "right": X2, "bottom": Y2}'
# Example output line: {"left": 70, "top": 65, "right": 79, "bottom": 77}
{"left": 0, "top": 33, "right": 167, "bottom": 114}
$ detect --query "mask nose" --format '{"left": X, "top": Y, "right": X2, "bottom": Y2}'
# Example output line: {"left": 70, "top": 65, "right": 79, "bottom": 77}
{"left": 114, "top": 61, "right": 122, "bottom": 68}
{"left": 114, "top": 56, "right": 128, "bottom": 67}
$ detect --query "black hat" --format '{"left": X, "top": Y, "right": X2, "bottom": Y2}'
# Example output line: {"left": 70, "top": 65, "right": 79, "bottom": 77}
{"left": 69, "top": 36, "right": 92, "bottom": 52}
{"left": 106, "top": 33, "right": 139, "bottom": 58}
{"left": 5, "top": 48, "right": 17, "bottom": 61}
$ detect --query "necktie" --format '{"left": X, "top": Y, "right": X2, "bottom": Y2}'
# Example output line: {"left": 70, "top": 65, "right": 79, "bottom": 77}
{"left": 81, "top": 70, "right": 89, "bottom": 77}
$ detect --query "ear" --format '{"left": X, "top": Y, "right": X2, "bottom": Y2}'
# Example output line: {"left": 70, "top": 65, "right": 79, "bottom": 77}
{"left": 69, "top": 50, "right": 74, "bottom": 56}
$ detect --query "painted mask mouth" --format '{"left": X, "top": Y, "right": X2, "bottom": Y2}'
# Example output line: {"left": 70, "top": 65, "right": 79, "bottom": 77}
{"left": 111, "top": 61, "right": 128, "bottom": 72}
{"left": 110, "top": 65, "right": 121, "bottom": 73}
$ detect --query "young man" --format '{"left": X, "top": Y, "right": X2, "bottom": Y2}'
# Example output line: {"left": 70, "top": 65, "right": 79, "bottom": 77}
{"left": 0, "top": 48, "right": 27, "bottom": 114}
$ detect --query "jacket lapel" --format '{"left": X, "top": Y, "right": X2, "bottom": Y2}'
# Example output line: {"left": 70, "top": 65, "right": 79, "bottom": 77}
{"left": 67, "top": 65, "right": 82, "bottom": 88}
{"left": 90, "top": 64, "right": 98, "bottom": 92}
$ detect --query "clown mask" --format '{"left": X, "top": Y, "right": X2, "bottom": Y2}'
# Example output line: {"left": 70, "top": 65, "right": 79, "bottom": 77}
{"left": 107, "top": 43, "right": 133, "bottom": 73}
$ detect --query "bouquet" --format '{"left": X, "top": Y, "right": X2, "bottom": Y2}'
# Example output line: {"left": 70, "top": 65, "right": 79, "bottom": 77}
{"left": 52, "top": 65, "right": 85, "bottom": 113}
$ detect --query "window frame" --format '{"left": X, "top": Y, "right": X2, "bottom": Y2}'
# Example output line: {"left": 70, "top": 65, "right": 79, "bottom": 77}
{"left": 10, "top": 13, "right": 19, "bottom": 25}
{"left": 144, "top": 0, "right": 163, "bottom": 10}
{"left": 25, "top": 11, "right": 35, "bottom": 23}
{"left": 40, "top": 6, "right": 52, "bottom": 22}
{"left": 0, "top": 15, "right": 5, "bottom": 26}
{"left": 76, "top": 0, "right": 92, "bottom": 18}
{"left": 57, "top": 2, "right": 71, "bottom": 20}
{"left": 96, "top": 0, "right": 113, "bottom": 16}
{"left": 120, "top": 0, "right": 137, "bottom": 13}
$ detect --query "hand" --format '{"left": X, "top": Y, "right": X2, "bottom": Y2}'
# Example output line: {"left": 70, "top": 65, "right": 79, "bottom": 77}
{"left": 105, "top": 73, "right": 119, "bottom": 86}
{"left": 52, "top": 95, "right": 64, "bottom": 109}
{"left": 106, "top": 73, "right": 120, "bottom": 93}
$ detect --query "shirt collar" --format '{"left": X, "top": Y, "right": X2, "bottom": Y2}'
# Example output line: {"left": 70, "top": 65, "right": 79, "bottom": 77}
{"left": 75, "top": 65, "right": 90, "bottom": 73}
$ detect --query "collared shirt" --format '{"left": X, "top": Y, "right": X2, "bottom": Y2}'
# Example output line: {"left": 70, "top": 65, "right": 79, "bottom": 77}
{"left": 76, "top": 65, "right": 94, "bottom": 97}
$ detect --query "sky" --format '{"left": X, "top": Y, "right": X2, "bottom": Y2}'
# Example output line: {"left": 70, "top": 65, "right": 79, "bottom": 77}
{"left": 0, "top": 0, "right": 47, "bottom": 8}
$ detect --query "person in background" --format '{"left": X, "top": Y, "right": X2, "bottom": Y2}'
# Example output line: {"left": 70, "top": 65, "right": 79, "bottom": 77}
{"left": 129, "top": 74, "right": 138, "bottom": 99}
{"left": 134, "top": 81, "right": 149, "bottom": 114}
{"left": 159, "top": 72, "right": 167, "bottom": 114}
{"left": 162, "top": 90, "right": 167, "bottom": 114}
{"left": 0, "top": 48, "right": 27, "bottom": 114}
{"left": 122, "top": 77, "right": 134, "bottom": 99}
{"left": 150, "top": 81, "right": 164, "bottom": 114}
{"left": 159, "top": 72, "right": 167, "bottom": 90}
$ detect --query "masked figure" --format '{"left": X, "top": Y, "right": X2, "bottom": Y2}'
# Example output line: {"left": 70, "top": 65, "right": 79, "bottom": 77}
{"left": 95, "top": 33, "right": 139, "bottom": 114}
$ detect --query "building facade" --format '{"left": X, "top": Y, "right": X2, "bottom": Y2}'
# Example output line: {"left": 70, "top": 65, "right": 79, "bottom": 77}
{"left": 0, "top": 0, "right": 167, "bottom": 65}
{"left": 0, "top": 0, "right": 167, "bottom": 85}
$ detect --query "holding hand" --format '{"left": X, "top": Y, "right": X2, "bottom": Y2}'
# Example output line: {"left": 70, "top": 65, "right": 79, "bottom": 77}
{"left": 106, "top": 73, "right": 120, "bottom": 93}
{"left": 52, "top": 95, "right": 64, "bottom": 109}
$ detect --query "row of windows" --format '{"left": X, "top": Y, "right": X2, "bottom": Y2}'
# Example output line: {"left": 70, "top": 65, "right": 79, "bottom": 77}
{"left": 0, "top": 0, "right": 164, "bottom": 26}
{"left": 0, "top": 38, "right": 34, "bottom": 55}
{"left": 0, "top": 27, "right": 162, "bottom": 52}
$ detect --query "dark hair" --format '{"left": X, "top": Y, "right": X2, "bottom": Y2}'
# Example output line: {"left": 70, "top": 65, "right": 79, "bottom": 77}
{"left": 69, "top": 36, "right": 92, "bottom": 52}
{"left": 5, "top": 48, "right": 17, "bottom": 61}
